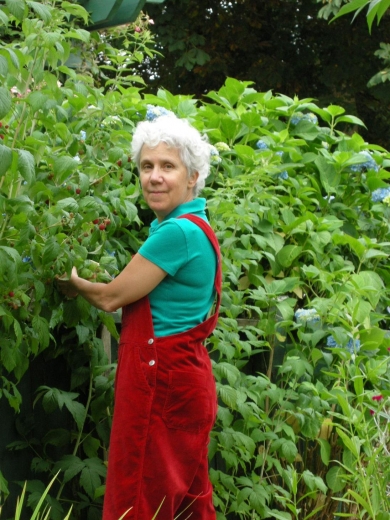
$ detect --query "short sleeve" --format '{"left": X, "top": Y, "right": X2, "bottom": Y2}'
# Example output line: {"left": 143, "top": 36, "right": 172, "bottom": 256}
{"left": 138, "top": 220, "right": 189, "bottom": 276}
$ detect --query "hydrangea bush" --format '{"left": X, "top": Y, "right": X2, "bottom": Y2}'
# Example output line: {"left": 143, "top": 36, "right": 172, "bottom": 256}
{"left": 1, "top": 2, "right": 390, "bottom": 520}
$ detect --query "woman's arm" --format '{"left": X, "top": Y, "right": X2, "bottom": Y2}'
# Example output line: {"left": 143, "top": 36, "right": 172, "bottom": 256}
{"left": 57, "top": 253, "right": 167, "bottom": 312}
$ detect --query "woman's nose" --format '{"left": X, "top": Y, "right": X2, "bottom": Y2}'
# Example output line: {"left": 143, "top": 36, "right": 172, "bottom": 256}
{"left": 150, "top": 166, "right": 162, "bottom": 182}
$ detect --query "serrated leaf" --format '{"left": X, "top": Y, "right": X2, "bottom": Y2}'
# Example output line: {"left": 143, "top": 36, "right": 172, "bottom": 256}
{"left": 56, "top": 197, "right": 78, "bottom": 212}
{"left": 217, "top": 384, "right": 238, "bottom": 408}
{"left": 82, "top": 436, "right": 100, "bottom": 458}
{"left": 53, "top": 155, "right": 79, "bottom": 182}
{"left": 34, "top": 280, "right": 45, "bottom": 301}
{"left": 32, "top": 315, "right": 50, "bottom": 349}
{"left": 80, "top": 465, "right": 101, "bottom": 499}
{"left": 0, "top": 54, "right": 8, "bottom": 75}
{"left": 42, "top": 428, "right": 71, "bottom": 448}
{"left": 0, "top": 86, "right": 11, "bottom": 119}
{"left": 27, "top": 91, "right": 49, "bottom": 112}
{"left": 5, "top": 0, "right": 26, "bottom": 21}
{"left": 42, "top": 237, "right": 61, "bottom": 264}
{"left": 26, "top": 1, "right": 52, "bottom": 22}
{"left": 75, "top": 324, "right": 90, "bottom": 344}
{"left": 1, "top": 342, "right": 17, "bottom": 372}
{"left": 61, "top": 1, "right": 89, "bottom": 24}
{"left": 64, "top": 398, "right": 86, "bottom": 431}
{"left": 55, "top": 455, "right": 85, "bottom": 483}
{"left": 65, "top": 28, "right": 90, "bottom": 43}
{"left": 17, "top": 149, "right": 35, "bottom": 184}
{"left": 280, "top": 440, "right": 298, "bottom": 462}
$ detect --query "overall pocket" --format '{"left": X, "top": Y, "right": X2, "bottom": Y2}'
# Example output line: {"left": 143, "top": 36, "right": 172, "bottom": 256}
{"left": 162, "top": 370, "right": 216, "bottom": 433}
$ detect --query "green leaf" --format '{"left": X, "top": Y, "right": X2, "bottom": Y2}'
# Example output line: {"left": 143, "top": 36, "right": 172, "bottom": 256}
{"left": 217, "top": 384, "right": 238, "bottom": 408}
{"left": 0, "top": 87, "right": 12, "bottom": 119}
{"left": 98, "top": 312, "right": 119, "bottom": 341}
{"left": 61, "top": 1, "right": 89, "bottom": 24}
{"left": 280, "top": 440, "right": 298, "bottom": 463}
{"left": 0, "top": 54, "right": 8, "bottom": 77}
{"left": 32, "top": 315, "right": 50, "bottom": 350}
{"left": 0, "top": 9, "right": 9, "bottom": 26}
{"left": 350, "top": 270, "right": 384, "bottom": 308}
{"left": 317, "top": 438, "right": 331, "bottom": 466}
{"left": 75, "top": 324, "right": 90, "bottom": 345}
{"left": 65, "top": 28, "right": 90, "bottom": 43}
{"left": 63, "top": 397, "right": 86, "bottom": 431}
{"left": 5, "top": 0, "right": 26, "bottom": 21}
{"left": 336, "top": 428, "right": 360, "bottom": 458}
{"left": 348, "top": 489, "right": 373, "bottom": 515}
{"left": 82, "top": 436, "right": 100, "bottom": 458}
{"left": 333, "top": 233, "right": 366, "bottom": 260}
{"left": 325, "top": 105, "right": 345, "bottom": 116}
{"left": 80, "top": 464, "right": 101, "bottom": 499}
{"left": 26, "top": 1, "right": 52, "bottom": 22}
{"left": 0, "top": 144, "right": 13, "bottom": 176}
{"left": 335, "top": 115, "right": 366, "bottom": 128}
{"left": 56, "top": 197, "right": 78, "bottom": 212}
{"left": 42, "top": 237, "right": 61, "bottom": 264}
{"left": 0, "top": 471, "right": 9, "bottom": 495}
{"left": 276, "top": 245, "right": 302, "bottom": 267}
{"left": 54, "top": 454, "right": 85, "bottom": 483}
{"left": 17, "top": 149, "right": 35, "bottom": 184}
{"left": 315, "top": 156, "right": 340, "bottom": 193}
{"left": 326, "top": 465, "right": 347, "bottom": 492}
{"left": 53, "top": 155, "right": 80, "bottom": 182}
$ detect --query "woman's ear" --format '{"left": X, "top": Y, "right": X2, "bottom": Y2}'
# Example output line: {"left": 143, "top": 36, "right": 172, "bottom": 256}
{"left": 188, "top": 171, "right": 199, "bottom": 188}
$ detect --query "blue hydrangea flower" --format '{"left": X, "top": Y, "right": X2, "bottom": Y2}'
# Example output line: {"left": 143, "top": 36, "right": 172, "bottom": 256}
{"left": 291, "top": 112, "right": 318, "bottom": 126}
{"left": 278, "top": 170, "right": 289, "bottom": 180}
{"left": 275, "top": 151, "right": 283, "bottom": 157}
{"left": 146, "top": 105, "right": 175, "bottom": 121}
{"left": 349, "top": 151, "right": 379, "bottom": 173}
{"left": 80, "top": 130, "right": 86, "bottom": 141}
{"left": 372, "top": 187, "right": 390, "bottom": 202}
{"left": 22, "top": 256, "right": 32, "bottom": 263}
{"left": 256, "top": 139, "right": 269, "bottom": 151}
{"left": 326, "top": 335, "right": 361, "bottom": 353}
{"left": 295, "top": 308, "right": 320, "bottom": 324}
{"left": 210, "top": 145, "right": 221, "bottom": 165}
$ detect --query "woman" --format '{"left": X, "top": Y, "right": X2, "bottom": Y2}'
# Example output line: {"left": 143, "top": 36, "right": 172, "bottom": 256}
{"left": 58, "top": 113, "right": 221, "bottom": 520}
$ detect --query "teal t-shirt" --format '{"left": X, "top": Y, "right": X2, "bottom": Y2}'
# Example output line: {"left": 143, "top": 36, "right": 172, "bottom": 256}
{"left": 138, "top": 198, "right": 217, "bottom": 337}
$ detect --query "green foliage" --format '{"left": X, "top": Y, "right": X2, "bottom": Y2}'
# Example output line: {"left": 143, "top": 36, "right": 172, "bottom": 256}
{"left": 1, "top": 3, "right": 390, "bottom": 520}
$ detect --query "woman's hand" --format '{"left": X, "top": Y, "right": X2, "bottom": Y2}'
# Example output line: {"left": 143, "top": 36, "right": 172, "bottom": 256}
{"left": 57, "top": 266, "right": 79, "bottom": 298}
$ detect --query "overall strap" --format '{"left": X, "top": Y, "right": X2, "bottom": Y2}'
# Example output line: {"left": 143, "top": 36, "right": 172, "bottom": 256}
{"left": 177, "top": 214, "right": 222, "bottom": 315}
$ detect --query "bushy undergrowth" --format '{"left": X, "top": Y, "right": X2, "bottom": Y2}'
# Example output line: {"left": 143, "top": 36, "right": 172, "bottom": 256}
{"left": 0, "top": 2, "right": 390, "bottom": 520}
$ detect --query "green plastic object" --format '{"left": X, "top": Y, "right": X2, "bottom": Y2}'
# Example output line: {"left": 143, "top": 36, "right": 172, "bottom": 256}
{"left": 77, "top": 0, "right": 165, "bottom": 31}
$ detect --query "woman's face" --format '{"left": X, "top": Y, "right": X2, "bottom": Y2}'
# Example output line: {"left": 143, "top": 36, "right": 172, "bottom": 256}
{"left": 139, "top": 142, "right": 199, "bottom": 222}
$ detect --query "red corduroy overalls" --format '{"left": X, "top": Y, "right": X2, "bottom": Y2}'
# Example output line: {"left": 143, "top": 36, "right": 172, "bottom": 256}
{"left": 103, "top": 215, "right": 222, "bottom": 520}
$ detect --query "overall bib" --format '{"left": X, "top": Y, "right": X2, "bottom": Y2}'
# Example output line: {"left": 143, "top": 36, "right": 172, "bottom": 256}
{"left": 103, "top": 215, "right": 222, "bottom": 520}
